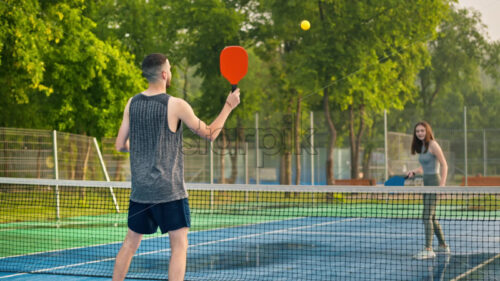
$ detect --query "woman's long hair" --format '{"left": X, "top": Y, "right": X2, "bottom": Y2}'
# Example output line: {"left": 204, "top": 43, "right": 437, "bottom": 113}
{"left": 411, "top": 121, "right": 435, "bottom": 155}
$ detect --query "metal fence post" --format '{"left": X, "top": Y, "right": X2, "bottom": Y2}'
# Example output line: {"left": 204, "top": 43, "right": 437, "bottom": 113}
{"left": 53, "top": 130, "right": 60, "bottom": 220}
{"left": 464, "top": 106, "right": 468, "bottom": 186}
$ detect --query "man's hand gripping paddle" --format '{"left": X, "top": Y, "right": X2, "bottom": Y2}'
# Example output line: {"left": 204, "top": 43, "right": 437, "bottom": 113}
{"left": 220, "top": 46, "right": 248, "bottom": 92}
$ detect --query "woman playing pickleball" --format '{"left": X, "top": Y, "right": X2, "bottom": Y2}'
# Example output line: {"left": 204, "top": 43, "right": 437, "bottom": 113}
{"left": 407, "top": 121, "right": 450, "bottom": 260}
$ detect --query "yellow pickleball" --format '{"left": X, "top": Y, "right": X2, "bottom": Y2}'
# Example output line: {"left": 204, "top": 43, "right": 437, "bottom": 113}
{"left": 300, "top": 20, "right": 310, "bottom": 31}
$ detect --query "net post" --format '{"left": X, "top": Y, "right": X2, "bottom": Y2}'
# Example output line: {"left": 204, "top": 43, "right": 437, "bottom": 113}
{"left": 53, "top": 130, "right": 60, "bottom": 220}
{"left": 93, "top": 138, "right": 120, "bottom": 213}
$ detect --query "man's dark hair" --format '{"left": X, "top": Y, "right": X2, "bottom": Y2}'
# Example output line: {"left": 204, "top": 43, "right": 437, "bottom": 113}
{"left": 142, "top": 53, "right": 167, "bottom": 82}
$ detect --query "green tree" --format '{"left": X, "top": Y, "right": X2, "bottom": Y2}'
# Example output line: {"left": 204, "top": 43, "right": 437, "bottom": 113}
{"left": 417, "top": 7, "right": 500, "bottom": 126}
{"left": 313, "top": 0, "right": 451, "bottom": 179}
{"left": 0, "top": 0, "right": 145, "bottom": 138}
{"left": 181, "top": 0, "right": 249, "bottom": 183}
{"left": 84, "top": 0, "right": 181, "bottom": 65}
{"left": 252, "top": 0, "right": 318, "bottom": 185}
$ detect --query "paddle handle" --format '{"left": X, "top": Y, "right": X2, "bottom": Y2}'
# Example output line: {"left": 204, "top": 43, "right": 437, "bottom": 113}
{"left": 231, "top": 84, "right": 237, "bottom": 92}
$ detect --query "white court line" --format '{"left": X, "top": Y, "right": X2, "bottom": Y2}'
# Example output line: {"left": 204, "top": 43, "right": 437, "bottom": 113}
{"left": 451, "top": 252, "right": 500, "bottom": 281}
{"left": 0, "top": 217, "right": 359, "bottom": 279}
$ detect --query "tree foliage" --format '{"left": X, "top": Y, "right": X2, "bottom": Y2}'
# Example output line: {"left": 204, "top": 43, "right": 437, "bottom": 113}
{"left": 0, "top": 0, "right": 145, "bottom": 138}
{"left": 417, "top": 7, "right": 500, "bottom": 126}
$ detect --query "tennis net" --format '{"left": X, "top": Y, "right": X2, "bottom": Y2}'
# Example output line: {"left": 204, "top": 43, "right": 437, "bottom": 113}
{"left": 0, "top": 177, "right": 499, "bottom": 280}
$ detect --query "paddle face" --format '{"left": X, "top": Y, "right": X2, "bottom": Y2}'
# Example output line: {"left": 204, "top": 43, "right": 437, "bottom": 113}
{"left": 384, "top": 175, "right": 407, "bottom": 186}
{"left": 220, "top": 46, "right": 248, "bottom": 91}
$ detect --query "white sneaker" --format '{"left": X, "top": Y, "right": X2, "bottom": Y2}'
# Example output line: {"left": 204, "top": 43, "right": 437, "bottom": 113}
{"left": 413, "top": 249, "right": 436, "bottom": 260}
{"left": 435, "top": 245, "right": 451, "bottom": 254}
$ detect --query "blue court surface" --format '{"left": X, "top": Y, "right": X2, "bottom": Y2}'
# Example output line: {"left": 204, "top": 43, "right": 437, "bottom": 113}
{"left": 1, "top": 217, "right": 499, "bottom": 281}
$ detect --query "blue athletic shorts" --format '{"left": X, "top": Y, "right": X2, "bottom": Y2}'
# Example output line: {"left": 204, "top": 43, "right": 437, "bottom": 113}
{"left": 128, "top": 198, "right": 190, "bottom": 234}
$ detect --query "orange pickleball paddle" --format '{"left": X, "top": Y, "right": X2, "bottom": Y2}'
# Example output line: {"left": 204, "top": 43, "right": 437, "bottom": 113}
{"left": 220, "top": 46, "right": 248, "bottom": 92}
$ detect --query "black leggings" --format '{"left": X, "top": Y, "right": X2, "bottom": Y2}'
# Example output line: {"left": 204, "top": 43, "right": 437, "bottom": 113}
{"left": 422, "top": 174, "right": 446, "bottom": 248}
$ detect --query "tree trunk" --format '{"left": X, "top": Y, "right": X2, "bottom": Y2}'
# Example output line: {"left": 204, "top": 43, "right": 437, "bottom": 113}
{"left": 349, "top": 105, "right": 366, "bottom": 179}
{"left": 294, "top": 95, "right": 301, "bottom": 185}
{"left": 362, "top": 117, "right": 377, "bottom": 180}
{"left": 280, "top": 102, "right": 293, "bottom": 188}
{"left": 323, "top": 88, "right": 336, "bottom": 185}
{"left": 282, "top": 151, "right": 293, "bottom": 197}
{"left": 285, "top": 102, "right": 293, "bottom": 185}
{"left": 420, "top": 70, "right": 441, "bottom": 124}
{"left": 280, "top": 151, "right": 293, "bottom": 192}
{"left": 362, "top": 148, "right": 371, "bottom": 179}
{"left": 349, "top": 106, "right": 356, "bottom": 179}
{"left": 318, "top": 1, "right": 336, "bottom": 186}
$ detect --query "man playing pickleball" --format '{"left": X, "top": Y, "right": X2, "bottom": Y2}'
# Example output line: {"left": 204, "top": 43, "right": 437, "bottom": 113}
{"left": 112, "top": 53, "right": 240, "bottom": 281}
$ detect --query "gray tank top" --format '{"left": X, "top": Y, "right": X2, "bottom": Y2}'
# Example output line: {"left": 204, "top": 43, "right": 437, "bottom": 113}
{"left": 418, "top": 143, "right": 438, "bottom": 175}
{"left": 128, "top": 93, "right": 187, "bottom": 203}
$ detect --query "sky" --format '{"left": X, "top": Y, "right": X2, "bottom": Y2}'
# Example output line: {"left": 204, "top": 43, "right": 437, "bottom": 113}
{"left": 458, "top": 0, "right": 500, "bottom": 41}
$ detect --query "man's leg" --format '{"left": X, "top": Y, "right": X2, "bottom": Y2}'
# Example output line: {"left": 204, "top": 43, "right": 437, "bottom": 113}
{"left": 168, "top": 227, "right": 189, "bottom": 281}
{"left": 112, "top": 228, "right": 143, "bottom": 281}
